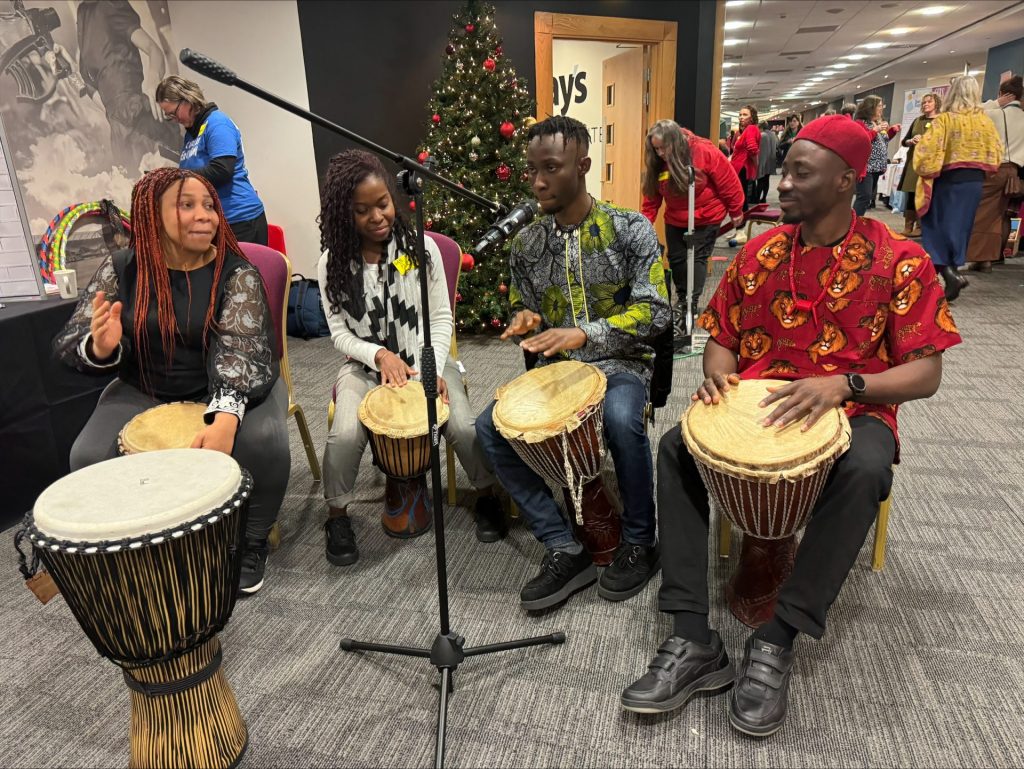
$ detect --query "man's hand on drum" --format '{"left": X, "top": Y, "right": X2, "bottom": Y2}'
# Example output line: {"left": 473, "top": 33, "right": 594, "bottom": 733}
{"left": 375, "top": 349, "right": 418, "bottom": 386}
{"left": 521, "top": 327, "right": 587, "bottom": 357}
{"left": 500, "top": 310, "right": 542, "bottom": 340}
{"left": 191, "top": 413, "right": 238, "bottom": 455}
{"left": 89, "top": 290, "right": 123, "bottom": 360}
{"left": 759, "top": 376, "right": 850, "bottom": 431}
{"left": 693, "top": 372, "right": 740, "bottom": 405}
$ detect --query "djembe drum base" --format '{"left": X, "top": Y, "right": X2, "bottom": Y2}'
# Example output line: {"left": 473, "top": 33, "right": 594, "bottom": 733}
{"left": 382, "top": 475, "right": 433, "bottom": 538}
{"left": 125, "top": 637, "right": 247, "bottom": 769}
{"left": 563, "top": 478, "right": 621, "bottom": 566}
{"left": 725, "top": 534, "right": 797, "bottom": 628}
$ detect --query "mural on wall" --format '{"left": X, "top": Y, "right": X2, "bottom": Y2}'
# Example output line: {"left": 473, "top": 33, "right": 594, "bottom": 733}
{"left": 0, "top": 0, "right": 179, "bottom": 244}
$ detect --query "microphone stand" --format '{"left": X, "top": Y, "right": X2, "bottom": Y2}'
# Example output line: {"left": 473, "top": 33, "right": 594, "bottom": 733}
{"left": 178, "top": 50, "right": 565, "bottom": 768}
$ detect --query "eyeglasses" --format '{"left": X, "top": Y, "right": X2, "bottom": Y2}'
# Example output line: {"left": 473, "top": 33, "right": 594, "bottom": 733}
{"left": 162, "top": 101, "right": 183, "bottom": 121}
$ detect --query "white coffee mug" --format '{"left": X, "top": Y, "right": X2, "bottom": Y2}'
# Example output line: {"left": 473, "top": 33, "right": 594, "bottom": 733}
{"left": 54, "top": 268, "right": 78, "bottom": 299}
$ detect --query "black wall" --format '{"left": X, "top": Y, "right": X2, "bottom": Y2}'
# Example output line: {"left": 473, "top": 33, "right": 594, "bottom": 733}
{"left": 296, "top": 0, "right": 716, "bottom": 185}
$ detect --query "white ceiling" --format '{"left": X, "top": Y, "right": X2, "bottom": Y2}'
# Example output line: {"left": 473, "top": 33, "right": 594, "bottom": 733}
{"left": 720, "top": 0, "right": 1024, "bottom": 116}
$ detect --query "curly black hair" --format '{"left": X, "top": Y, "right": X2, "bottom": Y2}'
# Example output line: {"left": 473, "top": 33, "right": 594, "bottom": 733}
{"left": 527, "top": 115, "right": 591, "bottom": 152}
{"left": 318, "top": 149, "right": 424, "bottom": 318}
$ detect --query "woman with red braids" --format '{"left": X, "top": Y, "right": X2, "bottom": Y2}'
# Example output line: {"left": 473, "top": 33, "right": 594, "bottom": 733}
{"left": 53, "top": 167, "right": 288, "bottom": 596}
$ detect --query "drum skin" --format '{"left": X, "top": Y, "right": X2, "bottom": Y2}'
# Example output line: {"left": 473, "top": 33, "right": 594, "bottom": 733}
{"left": 117, "top": 402, "right": 208, "bottom": 455}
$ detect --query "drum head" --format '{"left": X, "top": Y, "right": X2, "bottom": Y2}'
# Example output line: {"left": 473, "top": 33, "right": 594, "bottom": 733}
{"left": 492, "top": 360, "right": 607, "bottom": 443}
{"left": 33, "top": 449, "right": 242, "bottom": 541}
{"left": 681, "top": 378, "right": 850, "bottom": 480}
{"left": 358, "top": 380, "right": 450, "bottom": 439}
{"left": 119, "top": 402, "right": 207, "bottom": 454}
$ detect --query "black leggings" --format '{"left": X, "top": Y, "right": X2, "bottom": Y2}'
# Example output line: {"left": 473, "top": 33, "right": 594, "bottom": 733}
{"left": 229, "top": 211, "right": 269, "bottom": 246}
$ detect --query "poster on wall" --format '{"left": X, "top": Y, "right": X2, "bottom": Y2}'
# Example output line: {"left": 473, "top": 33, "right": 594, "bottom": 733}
{"left": 901, "top": 85, "right": 951, "bottom": 133}
{"left": 0, "top": 0, "right": 179, "bottom": 283}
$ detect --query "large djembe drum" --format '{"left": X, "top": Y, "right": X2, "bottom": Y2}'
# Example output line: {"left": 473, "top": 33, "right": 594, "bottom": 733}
{"left": 492, "top": 360, "right": 622, "bottom": 565}
{"left": 18, "top": 449, "right": 251, "bottom": 768}
{"left": 359, "top": 380, "right": 449, "bottom": 538}
{"left": 680, "top": 379, "right": 851, "bottom": 627}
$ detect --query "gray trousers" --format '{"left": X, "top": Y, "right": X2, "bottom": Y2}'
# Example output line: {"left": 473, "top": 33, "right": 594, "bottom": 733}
{"left": 323, "top": 358, "right": 495, "bottom": 509}
{"left": 69, "top": 377, "right": 291, "bottom": 546}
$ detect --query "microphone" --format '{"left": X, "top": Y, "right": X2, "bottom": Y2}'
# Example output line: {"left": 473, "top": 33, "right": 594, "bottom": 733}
{"left": 179, "top": 49, "right": 237, "bottom": 86}
{"left": 472, "top": 200, "right": 540, "bottom": 255}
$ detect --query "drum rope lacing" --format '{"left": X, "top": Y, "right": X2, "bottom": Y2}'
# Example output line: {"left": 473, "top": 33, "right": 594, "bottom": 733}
{"left": 122, "top": 643, "right": 224, "bottom": 698}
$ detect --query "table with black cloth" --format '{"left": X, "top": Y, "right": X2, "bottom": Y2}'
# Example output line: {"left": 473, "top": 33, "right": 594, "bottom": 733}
{"left": 0, "top": 297, "right": 114, "bottom": 529}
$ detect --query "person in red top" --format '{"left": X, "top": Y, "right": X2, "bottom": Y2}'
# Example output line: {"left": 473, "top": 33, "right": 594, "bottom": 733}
{"left": 731, "top": 104, "right": 762, "bottom": 210}
{"left": 642, "top": 119, "right": 745, "bottom": 333}
{"left": 621, "top": 115, "right": 961, "bottom": 737}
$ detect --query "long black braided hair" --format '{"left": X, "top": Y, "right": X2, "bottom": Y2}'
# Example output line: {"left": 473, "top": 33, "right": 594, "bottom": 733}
{"left": 318, "top": 149, "right": 424, "bottom": 318}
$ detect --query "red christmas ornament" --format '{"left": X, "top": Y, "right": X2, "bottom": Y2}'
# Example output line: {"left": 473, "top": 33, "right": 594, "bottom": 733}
{"left": 496, "top": 163, "right": 511, "bottom": 182}
{"left": 425, "top": 219, "right": 433, "bottom": 230}
{"left": 499, "top": 121, "right": 515, "bottom": 139}
{"left": 490, "top": 317, "right": 502, "bottom": 329}
{"left": 432, "top": 113, "right": 441, "bottom": 124}
{"left": 455, "top": 292, "right": 463, "bottom": 303}
{"left": 483, "top": 58, "right": 496, "bottom": 72}
{"left": 465, "top": 23, "right": 475, "bottom": 33}
{"left": 498, "top": 283, "right": 508, "bottom": 294}
{"left": 495, "top": 45, "right": 503, "bottom": 56}
{"left": 409, "top": 200, "right": 416, "bottom": 211}
{"left": 418, "top": 150, "right": 430, "bottom": 162}
{"left": 445, "top": 44, "right": 455, "bottom": 55}
{"left": 461, "top": 252, "right": 475, "bottom": 271}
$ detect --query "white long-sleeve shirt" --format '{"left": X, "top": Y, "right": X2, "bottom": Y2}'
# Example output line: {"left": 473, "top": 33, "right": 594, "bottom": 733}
{"left": 317, "top": 236, "right": 452, "bottom": 378}
{"left": 982, "top": 99, "right": 1024, "bottom": 166}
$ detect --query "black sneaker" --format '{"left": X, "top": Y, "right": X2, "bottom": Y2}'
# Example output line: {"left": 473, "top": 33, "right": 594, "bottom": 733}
{"left": 238, "top": 544, "right": 268, "bottom": 596}
{"left": 728, "top": 635, "right": 795, "bottom": 737}
{"left": 325, "top": 516, "right": 359, "bottom": 566}
{"left": 474, "top": 494, "right": 508, "bottom": 543}
{"left": 621, "top": 631, "right": 734, "bottom": 713}
{"left": 520, "top": 549, "right": 597, "bottom": 611}
{"left": 598, "top": 542, "right": 660, "bottom": 601}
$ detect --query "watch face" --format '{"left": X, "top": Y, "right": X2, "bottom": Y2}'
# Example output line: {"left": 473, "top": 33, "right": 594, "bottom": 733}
{"left": 849, "top": 374, "right": 866, "bottom": 393}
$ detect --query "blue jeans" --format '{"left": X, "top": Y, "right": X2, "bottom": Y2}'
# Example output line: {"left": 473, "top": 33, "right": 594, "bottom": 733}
{"left": 921, "top": 176, "right": 984, "bottom": 267}
{"left": 476, "top": 372, "right": 656, "bottom": 550}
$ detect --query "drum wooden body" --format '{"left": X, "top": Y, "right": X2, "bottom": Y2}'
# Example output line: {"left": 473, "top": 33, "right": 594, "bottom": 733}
{"left": 681, "top": 379, "right": 851, "bottom": 626}
{"left": 117, "top": 402, "right": 208, "bottom": 455}
{"left": 492, "top": 361, "right": 621, "bottom": 565}
{"left": 26, "top": 449, "right": 250, "bottom": 769}
{"left": 359, "top": 381, "right": 449, "bottom": 538}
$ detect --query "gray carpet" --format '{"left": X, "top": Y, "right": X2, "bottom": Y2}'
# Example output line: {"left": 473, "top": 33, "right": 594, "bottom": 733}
{"left": 3, "top": 205, "right": 1024, "bottom": 768}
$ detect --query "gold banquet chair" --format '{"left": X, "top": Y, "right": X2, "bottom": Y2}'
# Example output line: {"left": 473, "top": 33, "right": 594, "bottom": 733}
{"left": 327, "top": 231, "right": 464, "bottom": 506}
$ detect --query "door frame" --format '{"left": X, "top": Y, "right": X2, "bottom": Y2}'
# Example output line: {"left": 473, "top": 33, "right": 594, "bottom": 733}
{"left": 534, "top": 12, "right": 677, "bottom": 129}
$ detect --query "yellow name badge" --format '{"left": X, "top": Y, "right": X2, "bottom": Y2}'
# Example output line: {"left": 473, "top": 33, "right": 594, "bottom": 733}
{"left": 658, "top": 171, "right": 670, "bottom": 182}
{"left": 198, "top": 122, "right": 207, "bottom": 137}
{"left": 393, "top": 252, "right": 414, "bottom": 276}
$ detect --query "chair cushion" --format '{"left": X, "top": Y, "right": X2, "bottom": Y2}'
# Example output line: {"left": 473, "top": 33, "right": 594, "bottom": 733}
{"left": 747, "top": 209, "right": 782, "bottom": 223}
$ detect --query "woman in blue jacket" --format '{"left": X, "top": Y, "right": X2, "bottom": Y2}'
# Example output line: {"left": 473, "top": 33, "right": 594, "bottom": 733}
{"left": 155, "top": 76, "right": 268, "bottom": 245}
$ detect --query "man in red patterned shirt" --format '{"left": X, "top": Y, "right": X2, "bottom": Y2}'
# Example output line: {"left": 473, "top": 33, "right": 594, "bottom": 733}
{"left": 620, "top": 115, "right": 962, "bottom": 736}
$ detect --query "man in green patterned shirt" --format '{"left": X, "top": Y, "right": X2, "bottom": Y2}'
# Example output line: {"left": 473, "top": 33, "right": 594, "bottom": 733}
{"left": 476, "top": 116, "right": 670, "bottom": 612}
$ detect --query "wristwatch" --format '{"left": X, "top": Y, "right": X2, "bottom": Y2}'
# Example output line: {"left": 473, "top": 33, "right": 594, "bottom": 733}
{"left": 845, "top": 373, "right": 866, "bottom": 400}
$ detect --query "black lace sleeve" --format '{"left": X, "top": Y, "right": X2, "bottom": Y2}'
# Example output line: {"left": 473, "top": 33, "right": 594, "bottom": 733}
{"left": 51, "top": 256, "right": 126, "bottom": 372}
{"left": 205, "top": 263, "right": 279, "bottom": 423}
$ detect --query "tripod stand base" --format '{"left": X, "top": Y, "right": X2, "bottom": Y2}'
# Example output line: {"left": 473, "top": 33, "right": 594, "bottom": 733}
{"left": 340, "top": 630, "right": 565, "bottom": 768}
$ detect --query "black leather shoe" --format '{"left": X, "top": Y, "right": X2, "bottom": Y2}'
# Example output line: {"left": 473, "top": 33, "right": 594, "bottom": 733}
{"left": 325, "top": 516, "right": 359, "bottom": 566}
{"left": 728, "top": 636, "right": 795, "bottom": 737}
{"left": 598, "top": 542, "right": 660, "bottom": 601}
{"left": 474, "top": 494, "right": 507, "bottom": 543}
{"left": 940, "top": 265, "right": 962, "bottom": 301}
{"left": 621, "top": 631, "right": 734, "bottom": 713}
{"left": 520, "top": 549, "right": 597, "bottom": 611}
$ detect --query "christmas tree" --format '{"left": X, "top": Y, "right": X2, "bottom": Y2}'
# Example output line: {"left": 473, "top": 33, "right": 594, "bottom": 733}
{"left": 416, "top": 0, "right": 535, "bottom": 333}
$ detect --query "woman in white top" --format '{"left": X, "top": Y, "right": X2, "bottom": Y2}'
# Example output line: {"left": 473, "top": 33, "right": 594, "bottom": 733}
{"left": 968, "top": 75, "right": 1024, "bottom": 270}
{"left": 316, "top": 150, "right": 504, "bottom": 566}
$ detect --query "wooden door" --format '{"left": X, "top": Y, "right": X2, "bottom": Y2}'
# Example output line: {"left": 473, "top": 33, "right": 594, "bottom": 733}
{"left": 601, "top": 47, "right": 645, "bottom": 210}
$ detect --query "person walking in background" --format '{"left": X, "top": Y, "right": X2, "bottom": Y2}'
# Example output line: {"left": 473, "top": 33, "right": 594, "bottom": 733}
{"left": 967, "top": 75, "right": 1024, "bottom": 272}
{"left": 642, "top": 119, "right": 745, "bottom": 338}
{"left": 730, "top": 105, "right": 761, "bottom": 211}
{"left": 776, "top": 114, "right": 802, "bottom": 164}
{"left": 755, "top": 121, "right": 778, "bottom": 203}
{"left": 896, "top": 92, "right": 941, "bottom": 237}
{"left": 156, "top": 76, "right": 268, "bottom": 246}
{"left": 853, "top": 95, "right": 900, "bottom": 216}
{"left": 914, "top": 75, "right": 1001, "bottom": 301}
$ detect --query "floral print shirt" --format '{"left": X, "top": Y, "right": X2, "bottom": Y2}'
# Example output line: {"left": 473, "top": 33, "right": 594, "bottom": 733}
{"left": 698, "top": 216, "right": 962, "bottom": 457}
{"left": 509, "top": 197, "right": 670, "bottom": 387}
